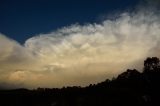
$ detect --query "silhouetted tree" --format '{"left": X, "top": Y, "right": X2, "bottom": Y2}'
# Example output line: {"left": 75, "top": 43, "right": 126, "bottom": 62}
{"left": 144, "top": 57, "right": 160, "bottom": 72}
{"left": 1, "top": 57, "right": 160, "bottom": 106}
{"left": 118, "top": 69, "right": 140, "bottom": 79}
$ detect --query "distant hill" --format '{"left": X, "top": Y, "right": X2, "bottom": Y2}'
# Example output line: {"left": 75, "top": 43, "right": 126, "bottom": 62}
{"left": 0, "top": 57, "right": 160, "bottom": 106}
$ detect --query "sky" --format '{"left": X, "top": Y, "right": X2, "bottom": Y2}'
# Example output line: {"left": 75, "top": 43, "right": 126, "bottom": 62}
{"left": 0, "top": 0, "right": 160, "bottom": 89}
{"left": 0, "top": 0, "right": 140, "bottom": 44}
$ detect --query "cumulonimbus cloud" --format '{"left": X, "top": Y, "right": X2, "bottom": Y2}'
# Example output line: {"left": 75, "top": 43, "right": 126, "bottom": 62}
{"left": 0, "top": 8, "right": 160, "bottom": 89}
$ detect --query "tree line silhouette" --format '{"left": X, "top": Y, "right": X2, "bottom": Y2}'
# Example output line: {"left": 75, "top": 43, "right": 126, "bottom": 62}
{"left": 0, "top": 57, "right": 160, "bottom": 106}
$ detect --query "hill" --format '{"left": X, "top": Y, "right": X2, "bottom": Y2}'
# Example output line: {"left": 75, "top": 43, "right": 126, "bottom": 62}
{"left": 0, "top": 57, "right": 160, "bottom": 106}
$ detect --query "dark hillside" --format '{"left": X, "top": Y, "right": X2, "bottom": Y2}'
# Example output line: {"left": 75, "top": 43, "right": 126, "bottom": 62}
{"left": 0, "top": 57, "right": 160, "bottom": 106}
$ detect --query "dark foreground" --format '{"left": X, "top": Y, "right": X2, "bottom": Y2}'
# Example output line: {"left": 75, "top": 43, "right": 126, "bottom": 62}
{"left": 0, "top": 57, "right": 160, "bottom": 106}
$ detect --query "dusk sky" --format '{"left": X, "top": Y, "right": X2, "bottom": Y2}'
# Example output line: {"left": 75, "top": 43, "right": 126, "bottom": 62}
{"left": 0, "top": 0, "right": 140, "bottom": 44}
{"left": 0, "top": 0, "right": 160, "bottom": 89}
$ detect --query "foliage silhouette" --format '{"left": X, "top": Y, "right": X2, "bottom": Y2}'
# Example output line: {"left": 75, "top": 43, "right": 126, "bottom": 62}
{"left": 0, "top": 57, "right": 160, "bottom": 106}
{"left": 144, "top": 57, "right": 160, "bottom": 72}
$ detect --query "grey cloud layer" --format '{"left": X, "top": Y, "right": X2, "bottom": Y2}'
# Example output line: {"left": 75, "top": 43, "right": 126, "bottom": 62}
{"left": 0, "top": 10, "right": 160, "bottom": 88}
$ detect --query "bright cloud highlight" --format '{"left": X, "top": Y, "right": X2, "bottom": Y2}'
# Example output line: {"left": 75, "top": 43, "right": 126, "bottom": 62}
{"left": 0, "top": 9, "right": 160, "bottom": 89}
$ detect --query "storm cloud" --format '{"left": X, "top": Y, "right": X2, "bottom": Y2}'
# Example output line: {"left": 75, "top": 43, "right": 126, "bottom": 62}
{"left": 0, "top": 7, "right": 160, "bottom": 88}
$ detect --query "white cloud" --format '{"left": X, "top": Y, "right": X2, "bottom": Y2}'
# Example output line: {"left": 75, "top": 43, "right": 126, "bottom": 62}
{"left": 0, "top": 9, "right": 160, "bottom": 89}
